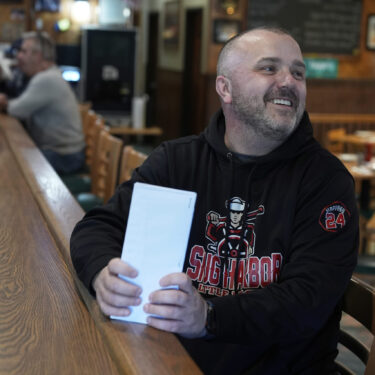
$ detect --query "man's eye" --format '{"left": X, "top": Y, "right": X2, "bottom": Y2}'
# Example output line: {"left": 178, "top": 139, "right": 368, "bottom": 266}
{"left": 293, "top": 70, "right": 305, "bottom": 80}
{"left": 261, "top": 66, "right": 275, "bottom": 73}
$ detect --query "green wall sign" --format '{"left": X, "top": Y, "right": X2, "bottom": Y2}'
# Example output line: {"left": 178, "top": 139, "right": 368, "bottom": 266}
{"left": 304, "top": 58, "right": 338, "bottom": 79}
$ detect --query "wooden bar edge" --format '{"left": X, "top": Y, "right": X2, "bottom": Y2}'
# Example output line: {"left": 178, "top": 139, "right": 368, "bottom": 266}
{"left": 0, "top": 114, "right": 201, "bottom": 375}
{"left": 109, "top": 126, "right": 163, "bottom": 136}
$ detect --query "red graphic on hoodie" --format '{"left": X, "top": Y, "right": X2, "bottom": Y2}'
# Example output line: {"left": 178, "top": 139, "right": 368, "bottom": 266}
{"left": 206, "top": 197, "right": 264, "bottom": 258}
{"left": 319, "top": 201, "right": 351, "bottom": 232}
{"left": 187, "top": 246, "right": 283, "bottom": 293}
{"left": 186, "top": 197, "right": 283, "bottom": 294}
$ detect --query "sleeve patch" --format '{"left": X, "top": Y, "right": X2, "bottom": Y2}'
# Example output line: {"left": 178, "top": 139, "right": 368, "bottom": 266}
{"left": 319, "top": 201, "right": 351, "bottom": 233}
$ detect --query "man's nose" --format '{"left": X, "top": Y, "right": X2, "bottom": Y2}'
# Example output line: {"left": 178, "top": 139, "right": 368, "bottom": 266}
{"left": 276, "top": 68, "right": 295, "bottom": 87}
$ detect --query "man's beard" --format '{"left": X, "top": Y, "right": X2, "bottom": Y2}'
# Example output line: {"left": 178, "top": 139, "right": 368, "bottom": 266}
{"left": 231, "top": 86, "right": 305, "bottom": 142}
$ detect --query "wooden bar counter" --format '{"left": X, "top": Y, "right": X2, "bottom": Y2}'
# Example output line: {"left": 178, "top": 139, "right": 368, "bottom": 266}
{"left": 0, "top": 114, "right": 201, "bottom": 374}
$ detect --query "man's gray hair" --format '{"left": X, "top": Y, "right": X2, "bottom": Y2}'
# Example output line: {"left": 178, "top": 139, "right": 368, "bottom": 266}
{"left": 22, "top": 31, "right": 56, "bottom": 62}
{"left": 216, "top": 26, "right": 295, "bottom": 77}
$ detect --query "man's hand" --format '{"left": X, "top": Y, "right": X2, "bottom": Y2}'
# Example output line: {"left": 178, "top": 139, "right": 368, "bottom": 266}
{"left": 0, "top": 94, "right": 8, "bottom": 112}
{"left": 143, "top": 273, "right": 207, "bottom": 338}
{"left": 93, "top": 258, "right": 142, "bottom": 317}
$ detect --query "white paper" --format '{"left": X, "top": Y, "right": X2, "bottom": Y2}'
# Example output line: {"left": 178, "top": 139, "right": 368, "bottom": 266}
{"left": 111, "top": 182, "right": 197, "bottom": 324}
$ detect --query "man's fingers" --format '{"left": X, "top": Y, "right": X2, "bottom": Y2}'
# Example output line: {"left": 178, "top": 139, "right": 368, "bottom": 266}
{"left": 93, "top": 258, "right": 144, "bottom": 318}
{"left": 98, "top": 284, "right": 142, "bottom": 308}
{"left": 159, "top": 272, "right": 192, "bottom": 293}
{"left": 107, "top": 258, "right": 138, "bottom": 278}
{"left": 96, "top": 293, "right": 133, "bottom": 317}
{"left": 103, "top": 272, "right": 142, "bottom": 297}
{"left": 148, "top": 288, "right": 187, "bottom": 306}
{"left": 95, "top": 272, "right": 142, "bottom": 317}
{"left": 146, "top": 316, "right": 181, "bottom": 333}
{"left": 143, "top": 274, "right": 207, "bottom": 337}
{"left": 144, "top": 302, "right": 181, "bottom": 320}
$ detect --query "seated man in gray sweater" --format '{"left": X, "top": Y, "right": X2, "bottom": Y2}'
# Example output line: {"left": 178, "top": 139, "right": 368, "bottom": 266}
{"left": 0, "top": 31, "right": 85, "bottom": 175}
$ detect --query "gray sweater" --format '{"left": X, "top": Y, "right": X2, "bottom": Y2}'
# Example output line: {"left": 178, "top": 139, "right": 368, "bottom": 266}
{"left": 8, "top": 66, "right": 85, "bottom": 154}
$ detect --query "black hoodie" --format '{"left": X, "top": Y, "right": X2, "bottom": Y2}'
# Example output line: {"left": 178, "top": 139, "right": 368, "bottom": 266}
{"left": 70, "top": 109, "right": 358, "bottom": 374}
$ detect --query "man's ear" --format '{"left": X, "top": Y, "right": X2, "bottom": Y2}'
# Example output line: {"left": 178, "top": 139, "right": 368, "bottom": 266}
{"left": 216, "top": 75, "right": 232, "bottom": 104}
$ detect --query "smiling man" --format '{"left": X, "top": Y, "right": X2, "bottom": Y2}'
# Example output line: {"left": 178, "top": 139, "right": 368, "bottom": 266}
{"left": 70, "top": 27, "right": 358, "bottom": 374}
{"left": 217, "top": 28, "right": 306, "bottom": 155}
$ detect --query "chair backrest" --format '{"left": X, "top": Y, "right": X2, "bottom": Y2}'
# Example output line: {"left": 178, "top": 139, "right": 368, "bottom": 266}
{"left": 326, "top": 128, "right": 347, "bottom": 153}
{"left": 78, "top": 102, "right": 92, "bottom": 133}
{"left": 309, "top": 113, "right": 375, "bottom": 148}
{"left": 84, "top": 112, "right": 106, "bottom": 168}
{"left": 90, "top": 129, "right": 123, "bottom": 202}
{"left": 335, "top": 276, "right": 375, "bottom": 375}
{"left": 119, "top": 145, "right": 148, "bottom": 184}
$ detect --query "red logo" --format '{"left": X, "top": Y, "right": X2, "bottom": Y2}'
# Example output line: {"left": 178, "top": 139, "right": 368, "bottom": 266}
{"left": 319, "top": 201, "right": 350, "bottom": 232}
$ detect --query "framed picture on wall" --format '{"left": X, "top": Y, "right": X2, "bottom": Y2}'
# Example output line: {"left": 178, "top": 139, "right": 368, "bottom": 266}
{"left": 213, "top": 19, "right": 241, "bottom": 44}
{"left": 34, "top": 0, "right": 60, "bottom": 12}
{"left": 162, "top": 0, "right": 179, "bottom": 48}
{"left": 366, "top": 14, "right": 375, "bottom": 50}
{"left": 214, "top": 0, "right": 240, "bottom": 16}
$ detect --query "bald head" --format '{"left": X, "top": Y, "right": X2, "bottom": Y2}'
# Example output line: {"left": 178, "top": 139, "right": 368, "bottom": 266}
{"left": 215, "top": 26, "right": 306, "bottom": 154}
{"left": 217, "top": 27, "right": 300, "bottom": 78}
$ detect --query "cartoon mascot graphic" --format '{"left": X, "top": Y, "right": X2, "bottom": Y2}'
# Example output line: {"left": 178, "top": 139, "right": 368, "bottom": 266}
{"left": 206, "top": 197, "right": 264, "bottom": 258}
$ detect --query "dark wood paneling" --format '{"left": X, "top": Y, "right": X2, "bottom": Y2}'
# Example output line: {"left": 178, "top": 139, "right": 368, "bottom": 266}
{"left": 207, "top": 0, "right": 248, "bottom": 75}
{"left": 306, "top": 79, "right": 375, "bottom": 114}
{"left": 182, "top": 9, "right": 207, "bottom": 136}
{"left": 156, "top": 69, "right": 183, "bottom": 140}
{"left": 309, "top": 113, "right": 375, "bottom": 147}
{"left": 205, "top": 75, "right": 221, "bottom": 126}
{"left": 159, "top": 72, "right": 218, "bottom": 137}
{"left": 146, "top": 12, "right": 159, "bottom": 126}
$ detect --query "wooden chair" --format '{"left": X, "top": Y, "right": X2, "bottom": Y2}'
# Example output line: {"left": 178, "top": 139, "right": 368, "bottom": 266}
{"left": 326, "top": 128, "right": 347, "bottom": 153}
{"left": 335, "top": 276, "right": 375, "bottom": 374}
{"left": 78, "top": 101, "right": 92, "bottom": 135}
{"left": 310, "top": 113, "right": 375, "bottom": 150}
{"left": 76, "top": 129, "right": 123, "bottom": 211}
{"left": 84, "top": 111, "right": 106, "bottom": 168}
{"left": 62, "top": 114, "right": 106, "bottom": 194}
{"left": 119, "top": 145, "right": 148, "bottom": 184}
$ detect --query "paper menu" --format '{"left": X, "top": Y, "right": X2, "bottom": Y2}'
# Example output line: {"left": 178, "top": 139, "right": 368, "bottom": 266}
{"left": 111, "top": 182, "right": 197, "bottom": 324}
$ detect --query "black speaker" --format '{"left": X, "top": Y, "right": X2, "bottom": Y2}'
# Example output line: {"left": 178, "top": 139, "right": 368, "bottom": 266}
{"left": 80, "top": 27, "right": 137, "bottom": 116}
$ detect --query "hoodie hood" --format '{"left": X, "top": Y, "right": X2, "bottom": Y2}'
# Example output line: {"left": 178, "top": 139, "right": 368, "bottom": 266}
{"left": 204, "top": 109, "right": 318, "bottom": 164}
